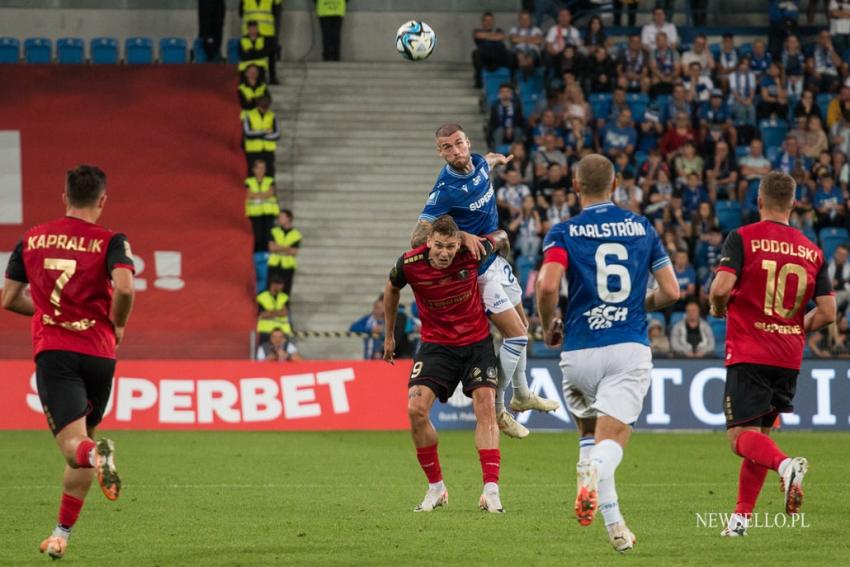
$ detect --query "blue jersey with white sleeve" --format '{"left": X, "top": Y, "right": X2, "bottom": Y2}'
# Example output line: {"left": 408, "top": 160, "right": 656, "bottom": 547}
{"left": 542, "top": 201, "right": 671, "bottom": 351}
{"left": 419, "top": 153, "right": 499, "bottom": 271}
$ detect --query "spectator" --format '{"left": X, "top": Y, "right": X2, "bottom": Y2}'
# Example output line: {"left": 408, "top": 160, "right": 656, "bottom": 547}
{"left": 801, "top": 115, "right": 830, "bottom": 159}
{"left": 256, "top": 276, "right": 291, "bottom": 344}
{"left": 238, "top": 20, "right": 269, "bottom": 80}
{"left": 829, "top": 244, "right": 850, "bottom": 311}
{"left": 199, "top": 0, "right": 226, "bottom": 62}
{"left": 534, "top": 162, "right": 569, "bottom": 208}
{"left": 586, "top": 47, "right": 618, "bottom": 94}
{"left": 831, "top": 112, "right": 850, "bottom": 156}
{"left": 245, "top": 159, "right": 279, "bottom": 253}
{"left": 827, "top": 79, "right": 850, "bottom": 129}
{"left": 660, "top": 112, "right": 697, "bottom": 159}
{"left": 774, "top": 136, "right": 812, "bottom": 178}
{"left": 768, "top": 0, "right": 800, "bottom": 58}
{"left": 830, "top": 0, "right": 850, "bottom": 54}
{"left": 509, "top": 10, "right": 544, "bottom": 77}
{"left": 757, "top": 62, "right": 790, "bottom": 121}
{"left": 617, "top": 35, "right": 650, "bottom": 94}
{"left": 242, "top": 93, "right": 279, "bottom": 176}
{"left": 238, "top": 64, "right": 268, "bottom": 118}
{"left": 316, "top": 0, "right": 346, "bottom": 62}
{"left": 532, "top": 109, "right": 563, "bottom": 147}
{"left": 739, "top": 139, "right": 771, "bottom": 183}
{"left": 544, "top": 186, "right": 573, "bottom": 231}
{"left": 613, "top": 171, "right": 642, "bottom": 213}
{"left": 543, "top": 8, "right": 582, "bottom": 74}
{"left": 509, "top": 194, "right": 544, "bottom": 259}
{"left": 794, "top": 88, "right": 822, "bottom": 121}
{"left": 749, "top": 38, "right": 773, "bottom": 79}
{"left": 682, "top": 34, "right": 716, "bottom": 78}
{"left": 648, "top": 318, "right": 672, "bottom": 356}
{"left": 563, "top": 84, "right": 592, "bottom": 126}
{"left": 613, "top": 0, "right": 639, "bottom": 27}
{"left": 497, "top": 169, "right": 531, "bottom": 220}
{"left": 256, "top": 328, "right": 303, "bottom": 361}
{"left": 683, "top": 62, "right": 714, "bottom": 104}
{"left": 605, "top": 87, "right": 631, "bottom": 126}
{"left": 602, "top": 108, "right": 637, "bottom": 159}
{"left": 807, "top": 30, "right": 841, "bottom": 94}
{"left": 671, "top": 301, "right": 716, "bottom": 357}
{"left": 472, "top": 12, "right": 512, "bottom": 88}
{"left": 638, "top": 106, "right": 664, "bottom": 152}
{"left": 583, "top": 15, "right": 607, "bottom": 52}
{"left": 680, "top": 172, "right": 708, "bottom": 217}
{"left": 700, "top": 89, "right": 736, "bottom": 148}
{"left": 673, "top": 141, "right": 704, "bottom": 184}
{"left": 497, "top": 141, "right": 534, "bottom": 187}
{"left": 645, "top": 169, "right": 674, "bottom": 229}
{"left": 781, "top": 35, "right": 806, "bottom": 98}
{"left": 715, "top": 34, "right": 739, "bottom": 90}
{"left": 695, "top": 227, "right": 723, "bottom": 281}
{"left": 814, "top": 174, "right": 845, "bottom": 228}
{"left": 641, "top": 7, "right": 679, "bottom": 51}
{"left": 705, "top": 140, "right": 738, "bottom": 200}
{"left": 673, "top": 250, "right": 697, "bottom": 305}
{"left": 638, "top": 148, "right": 671, "bottom": 190}
{"left": 808, "top": 324, "right": 833, "bottom": 357}
{"left": 488, "top": 84, "right": 524, "bottom": 149}
{"left": 533, "top": 133, "right": 568, "bottom": 178}
{"left": 563, "top": 115, "right": 594, "bottom": 158}
{"left": 556, "top": 44, "right": 585, "bottom": 85}
{"left": 666, "top": 84, "right": 692, "bottom": 129}
{"left": 649, "top": 31, "right": 680, "bottom": 97}
{"left": 812, "top": 148, "right": 836, "bottom": 180}
{"left": 267, "top": 209, "right": 301, "bottom": 296}
{"left": 729, "top": 57, "right": 758, "bottom": 127}
{"left": 350, "top": 295, "right": 387, "bottom": 360}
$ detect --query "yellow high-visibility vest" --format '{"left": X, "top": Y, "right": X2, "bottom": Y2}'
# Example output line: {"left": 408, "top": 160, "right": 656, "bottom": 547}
{"left": 244, "top": 108, "right": 277, "bottom": 152}
{"left": 238, "top": 36, "right": 269, "bottom": 72}
{"left": 256, "top": 290, "right": 291, "bottom": 334}
{"left": 245, "top": 176, "right": 280, "bottom": 217}
{"left": 238, "top": 81, "right": 268, "bottom": 119}
{"left": 268, "top": 226, "right": 302, "bottom": 269}
{"left": 242, "top": 0, "right": 276, "bottom": 36}
{"left": 316, "top": 0, "right": 346, "bottom": 17}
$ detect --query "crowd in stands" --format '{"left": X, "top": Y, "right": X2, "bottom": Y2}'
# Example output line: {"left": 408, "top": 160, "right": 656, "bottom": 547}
{"left": 474, "top": 2, "right": 850, "bottom": 357}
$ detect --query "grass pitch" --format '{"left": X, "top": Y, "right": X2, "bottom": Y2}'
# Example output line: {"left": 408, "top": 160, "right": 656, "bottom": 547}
{"left": 1, "top": 430, "right": 847, "bottom": 566}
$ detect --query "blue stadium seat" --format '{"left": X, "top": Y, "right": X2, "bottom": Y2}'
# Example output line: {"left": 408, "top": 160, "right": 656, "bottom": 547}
{"left": 802, "top": 226, "right": 817, "bottom": 245}
{"left": 253, "top": 252, "right": 269, "bottom": 294}
{"left": 520, "top": 92, "right": 541, "bottom": 117}
{"left": 24, "top": 38, "right": 52, "bottom": 63}
{"left": 56, "top": 38, "right": 84, "bottom": 64}
{"left": 227, "top": 37, "right": 240, "bottom": 64}
{"left": 739, "top": 42, "right": 753, "bottom": 57}
{"left": 820, "top": 227, "right": 849, "bottom": 259}
{"left": 816, "top": 93, "right": 832, "bottom": 120}
{"left": 482, "top": 67, "right": 511, "bottom": 106}
{"left": 715, "top": 200, "right": 743, "bottom": 233}
{"left": 708, "top": 43, "right": 721, "bottom": 60}
{"left": 714, "top": 339, "right": 726, "bottom": 359}
{"left": 669, "top": 311, "right": 685, "bottom": 328}
{"left": 760, "top": 124, "right": 788, "bottom": 154}
{"left": 634, "top": 150, "right": 648, "bottom": 170}
{"left": 160, "top": 37, "right": 188, "bottom": 64}
{"left": 193, "top": 38, "right": 207, "bottom": 63}
{"left": 589, "top": 93, "right": 612, "bottom": 121}
{"left": 516, "top": 256, "right": 536, "bottom": 291}
{"left": 708, "top": 317, "right": 726, "bottom": 357}
{"left": 654, "top": 94, "right": 671, "bottom": 123}
{"left": 0, "top": 37, "right": 19, "bottom": 63}
{"left": 125, "top": 37, "right": 153, "bottom": 64}
{"left": 90, "top": 37, "right": 118, "bottom": 64}
{"left": 766, "top": 145, "right": 780, "bottom": 163}
{"left": 517, "top": 68, "right": 544, "bottom": 100}
{"left": 627, "top": 93, "right": 649, "bottom": 122}
{"left": 735, "top": 145, "right": 749, "bottom": 159}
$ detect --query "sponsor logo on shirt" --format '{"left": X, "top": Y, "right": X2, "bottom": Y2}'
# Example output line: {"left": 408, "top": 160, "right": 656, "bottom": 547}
{"left": 469, "top": 187, "right": 494, "bottom": 212}
{"left": 583, "top": 304, "right": 629, "bottom": 330}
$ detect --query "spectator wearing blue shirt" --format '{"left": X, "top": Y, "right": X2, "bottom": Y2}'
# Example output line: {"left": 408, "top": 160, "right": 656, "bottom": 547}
{"left": 563, "top": 115, "right": 593, "bottom": 158}
{"left": 774, "top": 135, "right": 812, "bottom": 178}
{"left": 814, "top": 175, "right": 846, "bottom": 229}
{"left": 679, "top": 172, "right": 708, "bottom": 216}
{"left": 532, "top": 109, "right": 564, "bottom": 149}
{"left": 672, "top": 249, "right": 697, "bottom": 310}
{"left": 638, "top": 105, "right": 663, "bottom": 152}
{"left": 768, "top": 0, "right": 800, "bottom": 58}
{"left": 602, "top": 108, "right": 637, "bottom": 158}
{"left": 488, "top": 84, "right": 525, "bottom": 149}
{"left": 700, "top": 89, "right": 736, "bottom": 148}
{"left": 757, "top": 62, "right": 789, "bottom": 121}
{"left": 748, "top": 39, "right": 773, "bottom": 79}
{"left": 350, "top": 295, "right": 414, "bottom": 360}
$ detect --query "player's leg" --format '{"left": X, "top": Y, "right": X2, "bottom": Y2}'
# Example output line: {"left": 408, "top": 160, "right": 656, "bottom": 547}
{"left": 560, "top": 352, "right": 599, "bottom": 471}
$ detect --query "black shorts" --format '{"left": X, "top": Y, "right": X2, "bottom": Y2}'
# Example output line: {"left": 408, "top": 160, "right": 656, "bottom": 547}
{"left": 408, "top": 336, "right": 498, "bottom": 403}
{"left": 724, "top": 363, "right": 798, "bottom": 428}
{"left": 36, "top": 350, "right": 116, "bottom": 435}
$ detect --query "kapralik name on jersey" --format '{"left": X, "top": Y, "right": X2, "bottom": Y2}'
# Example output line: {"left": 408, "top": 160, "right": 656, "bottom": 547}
{"left": 26, "top": 234, "right": 104, "bottom": 253}
{"left": 568, "top": 220, "right": 647, "bottom": 239}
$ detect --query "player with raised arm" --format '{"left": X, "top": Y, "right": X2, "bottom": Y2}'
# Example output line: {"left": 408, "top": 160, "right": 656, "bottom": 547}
{"left": 411, "top": 123, "right": 559, "bottom": 440}
{"left": 709, "top": 171, "right": 836, "bottom": 537}
{"left": 535, "top": 154, "right": 680, "bottom": 552}
{"left": 384, "top": 216, "right": 508, "bottom": 513}
{"left": 2, "top": 166, "right": 135, "bottom": 560}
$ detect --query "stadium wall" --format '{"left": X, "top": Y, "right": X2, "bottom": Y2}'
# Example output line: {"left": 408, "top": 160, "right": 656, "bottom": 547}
{"left": 1, "top": 359, "right": 848, "bottom": 431}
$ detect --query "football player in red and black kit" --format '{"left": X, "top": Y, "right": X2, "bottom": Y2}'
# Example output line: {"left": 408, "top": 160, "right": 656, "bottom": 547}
{"left": 709, "top": 171, "right": 836, "bottom": 537}
{"left": 382, "top": 216, "right": 508, "bottom": 514}
{"left": 2, "top": 165, "right": 135, "bottom": 559}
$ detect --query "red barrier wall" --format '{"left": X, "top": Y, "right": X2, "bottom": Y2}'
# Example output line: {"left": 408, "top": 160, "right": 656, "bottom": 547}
{"left": 0, "top": 360, "right": 412, "bottom": 431}
{"left": 0, "top": 66, "right": 255, "bottom": 358}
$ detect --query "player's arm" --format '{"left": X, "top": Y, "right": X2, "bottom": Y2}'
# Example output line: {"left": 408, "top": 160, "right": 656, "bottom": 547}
{"left": 708, "top": 229, "right": 743, "bottom": 318}
{"left": 107, "top": 234, "right": 136, "bottom": 345}
{"left": 645, "top": 264, "right": 680, "bottom": 311}
{"left": 410, "top": 219, "right": 432, "bottom": 248}
{"left": 483, "top": 152, "right": 513, "bottom": 170}
{"left": 383, "top": 256, "right": 407, "bottom": 364}
{"left": 1, "top": 241, "right": 33, "bottom": 316}
{"left": 805, "top": 260, "right": 837, "bottom": 332}
{"left": 536, "top": 237, "right": 567, "bottom": 348}
{"left": 484, "top": 229, "right": 510, "bottom": 257}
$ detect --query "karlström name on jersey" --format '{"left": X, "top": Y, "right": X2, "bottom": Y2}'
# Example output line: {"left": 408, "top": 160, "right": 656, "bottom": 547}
{"left": 569, "top": 220, "right": 647, "bottom": 239}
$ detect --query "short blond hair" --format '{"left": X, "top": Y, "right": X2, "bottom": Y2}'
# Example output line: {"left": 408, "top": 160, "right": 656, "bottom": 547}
{"left": 574, "top": 154, "right": 614, "bottom": 197}
{"left": 759, "top": 171, "right": 796, "bottom": 211}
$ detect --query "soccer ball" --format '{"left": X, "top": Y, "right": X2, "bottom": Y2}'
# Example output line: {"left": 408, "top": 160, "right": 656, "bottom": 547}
{"left": 395, "top": 20, "right": 436, "bottom": 61}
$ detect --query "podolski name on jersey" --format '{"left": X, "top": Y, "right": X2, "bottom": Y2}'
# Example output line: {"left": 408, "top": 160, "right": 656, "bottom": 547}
{"left": 583, "top": 304, "right": 629, "bottom": 330}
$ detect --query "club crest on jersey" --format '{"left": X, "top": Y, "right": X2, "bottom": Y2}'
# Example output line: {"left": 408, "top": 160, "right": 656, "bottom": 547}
{"left": 583, "top": 304, "right": 628, "bottom": 330}
{"left": 456, "top": 269, "right": 469, "bottom": 280}
{"left": 426, "top": 191, "right": 439, "bottom": 205}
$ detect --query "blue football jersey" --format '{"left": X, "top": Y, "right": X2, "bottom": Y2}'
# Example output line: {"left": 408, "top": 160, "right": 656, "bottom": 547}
{"left": 419, "top": 153, "right": 499, "bottom": 271}
{"left": 543, "top": 202, "right": 671, "bottom": 351}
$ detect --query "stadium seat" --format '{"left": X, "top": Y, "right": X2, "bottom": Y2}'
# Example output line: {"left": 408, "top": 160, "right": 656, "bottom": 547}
{"left": 24, "top": 37, "right": 52, "bottom": 63}
{"left": 520, "top": 92, "right": 540, "bottom": 117}
{"left": 760, "top": 124, "right": 788, "bottom": 153}
{"left": 516, "top": 256, "right": 536, "bottom": 291}
{"left": 669, "top": 311, "right": 685, "bottom": 328}
{"left": 227, "top": 37, "right": 240, "bottom": 64}
{"left": 125, "top": 37, "right": 154, "bottom": 64}
{"left": 816, "top": 93, "right": 832, "bottom": 120}
{"left": 0, "top": 37, "right": 19, "bottom": 63}
{"left": 589, "top": 93, "right": 612, "bottom": 121}
{"left": 253, "top": 252, "right": 269, "bottom": 294}
{"left": 802, "top": 226, "right": 817, "bottom": 245}
{"left": 654, "top": 94, "right": 671, "bottom": 123}
{"left": 160, "top": 37, "right": 188, "bottom": 64}
{"left": 708, "top": 43, "right": 721, "bottom": 60}
{"left": 708, "top": 317, "right": 726, "bottom": 358}
{"left": 715, "top": 200, "right": 743, "bottom": 233}
{"left": 820, "top": 227, "right": 849, "bottom": 259}
{"left": 735, "top": 145, "right": 749, "bottom": 159}
{"left": 634, "top": 150, "right": 648, "bottom": 170}
{"left": 766, "top": 145, "right": 780, "bottom": 163}
{"left": 482, "top": 67, "right": 511, "bottom": 106}
{"left": 517, "top": 68, "right": 544, "bottom": 100}
{"left": 56, "top": 38, "right": 84, "bottom": 64}
{"left": 627, "top": 93, "right": 649, "bottom": 122}
{"left": 192, "top": 38, "right": 207, "bottom": 63}
{"left": 739, "top": 42, "right": 753, "bottom": 57}
{"left": 90, "top": 37, "right": 118, "bottom": 64}
{"left": 714, "top": 339, "right": 726, "bottom": 359}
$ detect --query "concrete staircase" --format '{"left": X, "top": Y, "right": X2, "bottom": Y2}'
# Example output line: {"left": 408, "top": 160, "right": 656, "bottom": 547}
{"left": 270, "top": 61, "right": 485, "bottom": 359}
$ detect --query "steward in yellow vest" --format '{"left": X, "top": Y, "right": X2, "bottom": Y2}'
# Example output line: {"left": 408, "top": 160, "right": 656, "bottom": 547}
{"left": 316, "top": 0, "right": 346, "bottom": 61}
{"left": 256, "top": 277, "right": 292, "bottom": 340}
{"left": 268, "top": 209, "right": 301, "bottom": 295}
{"left": 242, "top": 93, "right": 279, "bottom": 176}
{"left": 245, "top": 159, "right": 279, "bottom": 252}
{"left": 238, "top": 21, "right": 269, "bottom": 77}
{"left": 238, "top": 64, "right": 268, "bottom": 119}
{"left": 240, "top": 0, "right": 282, "bottom": 83}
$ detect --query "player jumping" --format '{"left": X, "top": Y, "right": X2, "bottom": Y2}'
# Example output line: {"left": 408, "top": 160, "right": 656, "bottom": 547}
{"left": 709, "top": 171, "right": 835, "bottom": 537}
{"left": 2, "top": 165, "right": 135, "bottom": 560}
{"left": 384, "top": 216, "right": 508, "bottom": 513}
{"left": 410, "top": 123, "right": 559, "bottom": 440}
{"left": 536, "top": 154, "right": 680, "bottom": 552}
